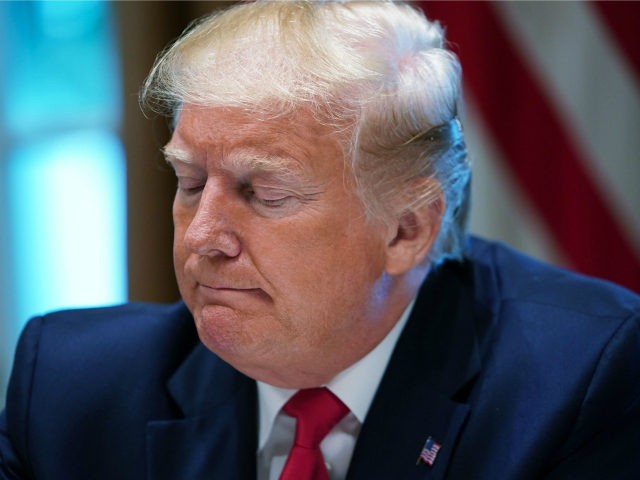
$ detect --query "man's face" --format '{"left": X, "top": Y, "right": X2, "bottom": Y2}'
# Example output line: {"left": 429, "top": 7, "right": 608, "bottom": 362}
{"left": 167, "top": 105, "right": 407, "bottom": 388}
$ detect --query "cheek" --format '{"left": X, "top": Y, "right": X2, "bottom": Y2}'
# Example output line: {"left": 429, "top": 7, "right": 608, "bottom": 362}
{"left": 263, "top": 221, "right": 386, "bottom": 303}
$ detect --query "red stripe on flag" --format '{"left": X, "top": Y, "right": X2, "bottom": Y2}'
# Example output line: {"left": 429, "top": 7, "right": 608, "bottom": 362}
{"left": 419, "top": 1, "right": 640, "bottom": 291}
{"left": 591, "top": 2, "right": 640, "bottom": 83}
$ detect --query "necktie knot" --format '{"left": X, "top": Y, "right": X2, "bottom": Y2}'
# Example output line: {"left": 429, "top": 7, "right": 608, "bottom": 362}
{"left": 279, "top": 387, "right": 349, "bottom": 480}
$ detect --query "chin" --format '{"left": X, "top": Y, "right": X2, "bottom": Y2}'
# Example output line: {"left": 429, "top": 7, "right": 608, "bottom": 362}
{"left": 233, "top": 356, "right": 334, "bottom": 389}
{"left": 195, "top": 306, "right": 273, "bottom": 359}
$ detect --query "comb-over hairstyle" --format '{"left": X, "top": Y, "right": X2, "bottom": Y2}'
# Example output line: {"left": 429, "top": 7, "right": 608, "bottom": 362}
{"left": 142, "top": 0, "right": 471, "bottom": 265}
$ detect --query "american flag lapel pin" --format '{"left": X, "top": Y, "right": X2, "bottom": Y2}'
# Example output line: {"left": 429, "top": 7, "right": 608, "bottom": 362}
{"left": 416, "top": 436, "right": 442, "bottom": 467}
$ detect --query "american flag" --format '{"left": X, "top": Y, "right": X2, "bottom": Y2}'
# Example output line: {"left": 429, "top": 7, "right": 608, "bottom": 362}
{"left": 417, "top": 2, "right": 640, "bottom": 293}
{"left": 418, "top": 436, "right": 442, "bottom": 467}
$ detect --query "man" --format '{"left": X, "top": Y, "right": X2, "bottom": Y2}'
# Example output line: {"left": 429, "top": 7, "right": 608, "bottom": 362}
{"left": 1, "top": 1, "right": 639, "bottom": 479}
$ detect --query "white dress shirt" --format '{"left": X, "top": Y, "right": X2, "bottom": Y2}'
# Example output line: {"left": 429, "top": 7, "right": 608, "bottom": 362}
{"left": 256, "top": 299, "right": 415, "bottom": 480}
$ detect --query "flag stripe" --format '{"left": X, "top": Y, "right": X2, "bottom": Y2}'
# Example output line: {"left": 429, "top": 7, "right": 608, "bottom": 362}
{"left": 420, "top": 1, "right": 640, "bottom": 291}
{"left": 465, "top": 101, "right": 566, "bottom": 267}
{"left": 591, "top": 2, "right": 640, "bottom": 84}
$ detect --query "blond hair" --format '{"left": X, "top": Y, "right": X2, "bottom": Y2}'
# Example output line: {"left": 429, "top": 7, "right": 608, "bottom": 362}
{"left": 142, "top": 0, "right": 470, "bottom": 264}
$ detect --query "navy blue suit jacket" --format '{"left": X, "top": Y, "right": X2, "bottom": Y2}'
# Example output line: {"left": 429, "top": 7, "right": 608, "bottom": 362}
{"left": 1, "top": 238, "right": 639, "bottom": 479}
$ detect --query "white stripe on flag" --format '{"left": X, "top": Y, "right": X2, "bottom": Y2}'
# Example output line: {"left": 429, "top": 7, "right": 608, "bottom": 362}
{"left": 466, "top": 101, "right": 566, "bottom": 266}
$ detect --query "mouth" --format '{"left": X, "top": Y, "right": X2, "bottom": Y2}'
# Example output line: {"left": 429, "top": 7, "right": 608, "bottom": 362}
{"left": 196, "top": 283, "right": 270, "bottom": 304}
{"left": 200, "top": 282, "right": 261, "bottom": 291}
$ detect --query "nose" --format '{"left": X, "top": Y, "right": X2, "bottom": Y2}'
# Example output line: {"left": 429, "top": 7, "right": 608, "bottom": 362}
{"left": 181, "top": 183, "right": 242, "bottom": 258}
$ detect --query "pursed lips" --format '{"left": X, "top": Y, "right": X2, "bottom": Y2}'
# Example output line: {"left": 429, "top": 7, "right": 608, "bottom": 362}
{"left": 200, "top": 283, "right": 257, "bottom": 290}
{"left": 195, "top": 282, "right": 271, "bottom": 304}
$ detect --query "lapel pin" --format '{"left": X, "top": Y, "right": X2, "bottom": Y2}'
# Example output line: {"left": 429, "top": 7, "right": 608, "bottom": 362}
{"left": 416, "top": 436, "right": 441, "bottom": 467}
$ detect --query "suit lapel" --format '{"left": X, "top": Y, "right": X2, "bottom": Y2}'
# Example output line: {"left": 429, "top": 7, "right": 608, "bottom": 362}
{"left": 146, "top": 343, "right": 257, "bottom": 480}
{"left": 347, "top": 260, "right": 484, "bottom": 480}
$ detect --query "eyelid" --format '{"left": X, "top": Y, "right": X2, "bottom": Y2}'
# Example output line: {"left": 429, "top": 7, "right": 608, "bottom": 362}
{"left": 252, "top": 184, "right": 297, "bottom": 199}
{"left": 177, "top": 176, "right": 203, "bottom": 188}
{"left": 170, "top": 160, "right": 202, "bottom": 177}
{"left": 249, "top": 190, "right": 298, "bottom": 212}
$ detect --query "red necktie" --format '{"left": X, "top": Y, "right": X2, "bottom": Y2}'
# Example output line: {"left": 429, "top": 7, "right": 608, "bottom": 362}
{"left": 279, "top": 387, "right": 350, "bottom": 480}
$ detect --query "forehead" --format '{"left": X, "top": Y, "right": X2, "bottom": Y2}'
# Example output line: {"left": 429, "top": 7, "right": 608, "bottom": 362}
{"left": 165, "top": 105, "right": 348, "bottom": 175}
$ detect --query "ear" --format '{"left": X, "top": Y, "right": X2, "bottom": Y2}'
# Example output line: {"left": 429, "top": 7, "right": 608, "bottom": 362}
{"left": 384, "top": 181, "right": 444, "bottom": 276}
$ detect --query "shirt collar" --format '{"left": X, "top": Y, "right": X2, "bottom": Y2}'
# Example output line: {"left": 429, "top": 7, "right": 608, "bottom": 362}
{"left": 257, "top": 298, "right": 415, "bottom": 449}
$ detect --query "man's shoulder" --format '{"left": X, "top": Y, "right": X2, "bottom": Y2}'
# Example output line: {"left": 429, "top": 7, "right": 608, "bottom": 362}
{"left": 14, "top": 301, "right": 199, "bottom": 390}
{"left": 36, "top": 300, "right": 194, "bottom": 334}
{"left": 4, "top": 304, "right": 205, "bottom": 477}
{"left": 466, "top": 236, "right": 640, "bottom": 320}
{"left": 431, "top": 240, "right": 640, "bottom": 478}
{"left": 31, "top": 301, "right": 196, "bottom": 352}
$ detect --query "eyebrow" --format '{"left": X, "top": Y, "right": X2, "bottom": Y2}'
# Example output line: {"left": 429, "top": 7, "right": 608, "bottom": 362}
{"left": 226, "top": 150, "right": 306, "bottom": 179}
{"left": 161, "top": 146, "right": 194, "bottom": 165}
{"left": 163, "top": 145, "right": 307, "bottom": 179}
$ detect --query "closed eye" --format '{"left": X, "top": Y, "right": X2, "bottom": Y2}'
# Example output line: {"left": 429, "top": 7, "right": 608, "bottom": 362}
{"left": 243, "top": 186, "right": 292, "bottom": 208}
{"left": 254, "top": 196, "right": 292, "bottom": 208}
{"left": 176, "top": 177, "right": 205, "bottom": 195}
